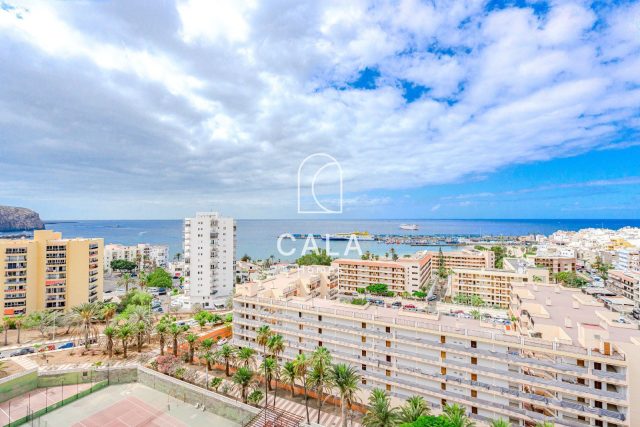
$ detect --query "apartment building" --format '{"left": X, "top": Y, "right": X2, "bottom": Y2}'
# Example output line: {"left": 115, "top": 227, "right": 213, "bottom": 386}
{"left": 448, "top": 259, "right": 549, "bottom": 308}
{"left": 533, "top": 255, "right": 577, "bottom": 275}
{"left": 332, "top": 253, "right": 432, "bottom": 294}
{"left": 0, "top": 230, "right": 103, "bottom": 316}
{"left": 234, "top": 278, "right": 637, "bottom": 427}
{"left": 606, "top": 271, "right": 640, "bottom": 306}
{"left": 104, "top": 243, "right": 169, "bottom": 273}
{"left": 184, "top": 212, "right": 236, "bottom": 309}
{"left": 615, "top": 249, "right": 640, "bottom": 273}
{"left": 241, "top": 266, "right": 338, "bottom": 300}
{"left": 425, "top": 249, "right": 495, "bottom": 270}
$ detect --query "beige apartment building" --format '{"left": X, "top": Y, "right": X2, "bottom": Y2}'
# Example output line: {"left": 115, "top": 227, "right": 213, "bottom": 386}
{"left": 0, "top": 230, "right": 103, "bottom": 316}
{"left": 533, "top": 255, "right": 577, "bottom": 275}
{"left": 234, "top": 277, "right": 637, "bottom": 427}
{"left": 606, "top": 270, "right": 640, "bottom": 306}
{"left": 426, "top": 249, "right": 495, "bottom": 270}
{"left": 448, "top": 259, "right": 549, "bottom": 308}
{"left": 332, "top": 253, "right": 432, "bottom": 294}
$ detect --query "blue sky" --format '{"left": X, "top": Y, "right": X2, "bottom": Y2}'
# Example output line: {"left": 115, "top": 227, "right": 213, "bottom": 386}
{"left": 0, "top": 0, "right": 639, "bottom": 220}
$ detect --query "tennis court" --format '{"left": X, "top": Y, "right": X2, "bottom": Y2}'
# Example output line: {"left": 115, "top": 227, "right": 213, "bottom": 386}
{"left": 36, "top": 383, "right": 245, "bottom": 427}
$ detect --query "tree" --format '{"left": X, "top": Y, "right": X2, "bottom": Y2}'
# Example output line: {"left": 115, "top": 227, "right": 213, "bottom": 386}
{"left": 309, "top": 346, "right": 333, "bottom": 424}
{"left": 281, "top": 361, "right": 297, "bottom": 398}
{"left": 186, "top": 333, "right": 198, "bottom": 363}
{"left": 194, "top": 310, "right": 212, "bottom": 330}
{"left": 156, "top": 322, "right": 168, "bottom": 356}
{"left": 104, "top": 325, "right": 116, "bottom": 358}
{"left": 210, "top": 377, "right": 223, "bottom": 392}
{"left": 118, "top": 272, "right": 135, "bottom": 293}
{"left": 470, "top": 295, "right": 485, "bottom": 307}
{"left": 232, "top": 367, "right": 255, "bottom": 403}
{"left": 200, "top": 338, "right": 215, "bottom": 369}
{"left": 147, "top": 268, "right": 173, "bottom": 289}
{"left": 331, "top": 363, "right": 361, "bottom": 427}
{"left": 442, "top": 404, "right": 474, "bottom": 427}
{"left": 296, "top": 249, "right": 334, "bottom": 266}
{"left": 72, "top": 303, "right": 99, "bottom": 349}
{"left": 256, "top": 325, "right": 272, "bottom": 409}
{"left": 399, "top": 396, "right": 430, "bottom": 424}
{"left": 247, "top": 389, "right": 264, "bottom": 406}
{"left": 102, "top": 303, "right": 117, "bottom": 323}
{"left": 294, "top": 353, "right": 311, "bottom": 424}
{"left": 267, "top": 333, "right": 285, "bottom": 406}
{"left": 218, "top": 344, "right": 236, "bottom": 376}
{"left": 554, "top": 272, "right": 587, "bottom": 288}
{"left": 490, "top": 420, "right": 511, "bottom": 427}
{"left": 534, "top": 423, "right": 554, "bottom": 427}
{"left": 490, "top": 246, "right": 507, "bottom": 269}
{"left": 169, "top": 323, "right": 188, "bottom": 357}
{"left": 240, "top": 254, "right": 252, "bottom": 262}
{"left": 363, "top": 388, "right": 400, "bottom": 427}
{"left": 260, "top": 356, "right": 277, "bottom": 392}
{"left": 111, "top": 259, "right": 137, "bottom": 273}
{"left": 437, "top": 248, "right": 448, "bottom": 280}
{"left": 237, "top": 347, "right": 256, "bottom": 368}
{"left": 366, "top": 283, "right": 389, "bottom": 295}
{"left": 470, "top": 310, "right": 481, "bottom": 320}
{"left": 13, "top": 315, "right": 24, "bottom": 344}
{"left": 390, "top": 247, "right": 398, "bottom": 261}
{"left": 1, "top": 317, "right": 11, "bottom": 346}
{"left": 117, "top": 323, "right": 133, "bottom": 358}
{"left": 137, "top": 271, "right": 149, "bottom": 291}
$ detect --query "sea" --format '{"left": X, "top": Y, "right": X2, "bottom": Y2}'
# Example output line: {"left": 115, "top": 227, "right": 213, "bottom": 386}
{"left": 2, "top": 219, "right": 639, "bottom": 262}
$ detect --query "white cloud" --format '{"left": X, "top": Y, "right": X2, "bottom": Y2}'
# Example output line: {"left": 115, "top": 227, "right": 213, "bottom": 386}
{"left": 0, "top": 0, "right": 638, "bottom": 218}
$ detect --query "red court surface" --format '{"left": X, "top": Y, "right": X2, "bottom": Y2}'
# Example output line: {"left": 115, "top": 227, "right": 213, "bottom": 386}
{"left": 72, "top": 396, "right": 186, "bottom": 427}
{"left": 0, "top": 383, "right": 94, "bottom": 426}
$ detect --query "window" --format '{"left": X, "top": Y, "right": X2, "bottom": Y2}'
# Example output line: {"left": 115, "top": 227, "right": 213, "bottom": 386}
{"left": 318, "top": 328, "right": 322, "bottom": 334}
{"left": 440, "top": 335, "right": 446, "bottom": 344}
{"left": 386, "top": 384, "right": 391, "bottom": 392}
{"left": 386, "top": 355, "right": 391, "bottom": 363}
{"left": 386, "top": 370, "right": 390, "bottom": 376}
{"left": 318, "top": 315, "right": 322, "bottom": 321}
{"left": 471, "top": 374, "right": 477, "bottom": 381}
{"left": 441, "top": 367, "right": 446, "bottom": 375}
{"left": 594, "top": 362, "right": 602, "bottom": 371}
{"left": 441, "top": 351, "right": 446, "bottom": 359}
{"left": 362, "top": 364, "right": 367, "bottom": 371}
{"left": 361, "top": 336, "right": 367, "bottom": 343}
{"left": 471, "top": 407, "right": 477, "bottom": 415}
{"left": 386, "top": 326, "right": 391, "bottom": 333}
{"left": 441, "top": 383, "right": 446, "bottom": 390}
{"left": 471, "top": 390, "right": 477, "bottom": 398}
{"left": 362, "top": 350, "right": 366, "bottom": 357}
{"left": 471, "top": 340, "right": 477, "bottom": 349}
{"left": 471, "top": 357, "right": 477, "bottom": 365}
{"left": 318, "top": 341, "right": 322, "bottom": 347}
{"left": 594, "top": 381, "right": 602, "bottom": 390}
{"left": 362, "top": 322, "right": 366, "bottom": 329}
{"left": 362, "top": 378, "right": 367, "bottom": 385}
{"left": 385, "top": 340, "right": 391, "bottom": 348}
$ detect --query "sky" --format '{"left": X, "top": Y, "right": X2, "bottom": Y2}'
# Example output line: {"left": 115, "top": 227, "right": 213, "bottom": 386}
{"left": 0, "top": 0, "right": 639, "bottom": 220}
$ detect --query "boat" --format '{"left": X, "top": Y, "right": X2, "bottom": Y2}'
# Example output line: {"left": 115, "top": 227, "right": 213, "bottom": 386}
{"left": 322, "top": 231, "right": 375, "bottom": 241}
{"left": 400, "top": 224, "right": 419, "bottom": 231}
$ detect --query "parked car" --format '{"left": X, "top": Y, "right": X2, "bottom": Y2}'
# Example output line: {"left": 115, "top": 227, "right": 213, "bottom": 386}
{"left": 391, "top": 301, "right": 402, "bottom": 308}
{"left": 427, "top": 295, "right": 437, "bottom": 302}
{"left": 58, "top": 342, "right": 74, "bottom": 350}
{"left": 632, "top": 309, "right": 640, "bottom": 320}
{"left": 403, "top": 304, "right": 417, "bottom": 311}
{"left": 10, "top": 347, "right": 35, "bottom": 357}
{"left": 158, "top": 288, "right": 167, "bottom": 295}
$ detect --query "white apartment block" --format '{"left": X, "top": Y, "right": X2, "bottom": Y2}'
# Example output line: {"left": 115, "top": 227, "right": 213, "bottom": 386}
{"left": 332, "top": 253, "right": 432, "bottom": 294}
{"left": 606, "top": 270, "right": 640, "bottom": 307}
{"left": 424, "top": 249, "right": 495, "bottom": 270}
{"left": 234, "top": 278, "right": 637, "bottom": 427}
{"left": 615, "top": 249, "right": 640, "bottom": 273}
{"left": 184, "top": 212, "right": 236, "bottom": 308}
{"left": 104, "top": 243, "right": 169, "bottom": 272}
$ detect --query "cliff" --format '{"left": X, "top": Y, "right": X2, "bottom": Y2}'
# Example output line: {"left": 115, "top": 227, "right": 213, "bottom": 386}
{"left": 0, "top": 206, "right": 45, "bottom": 232}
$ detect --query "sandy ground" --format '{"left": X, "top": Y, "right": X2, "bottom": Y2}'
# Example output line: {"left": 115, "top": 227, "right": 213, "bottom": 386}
{"left": 0, "top": 359, "right": 24, "bottom": 378}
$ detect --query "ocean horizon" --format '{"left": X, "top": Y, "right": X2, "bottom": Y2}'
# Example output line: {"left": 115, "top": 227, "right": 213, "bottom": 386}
{"left": 4, "top": 218, "right": 640, "bottom": 261}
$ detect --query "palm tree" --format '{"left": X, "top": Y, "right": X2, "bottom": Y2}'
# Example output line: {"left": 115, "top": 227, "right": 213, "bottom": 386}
{"left": 443, "top": 403, "right": 475, "bottom": 427}
{"left": 186, "top": 333, "right": 198, "bottom": 363}
{"left": 117, "top": 323, "right": 133, "bottom": 358}
{"left": 102, "top": 303, "right": 117, "bottom": 323}
{"left": 134, "top": 321, "right": 147, "bottom": 352}
{"left": 13, "top": 315, "right": 24, "bottom": 344}
{"left": 534, "top": 423, "right": 554, "bottom": 427}
{"left": 156, "top": 322, "right": 168, "bottom": 356}
{"left": 267, "top": 334, "right": 285, "bottom": 406}
{"left": 256, "top": 325, "right": 272, "bottom": 410}
{"left": 210, "top": 376, "right": 223, "bottom": 392}
{"left": 118, "top": 273, "right": 134, "bottom": 293}
{"left": 104, "top": 325, "right": 116, "bottom": 358}
{"left": 218, "top": 344, "right": 236, "bottom": 376}
{"left": 200, "top": 338, "right": 215, "bottom": 369}
{"left": 309, "top": 346, "right": 333, "bottom": 424}
{"left": 491, "top": 420, "right": 511, "bottom": 427}
{"left": 294, "top": 353, "right": 311, "bottom": 424}
{"left": 72, "top": 303, "right": 99, "bottom": 349}
{"left": 137, "top": 271, "right": 149, "bottom": 291}
{"left": 169, "top": 323, "right": 188, "bottom": 357}
{"left": 260, "top": 356, "right": 277, "bottom": 391}
{"left": 247, "top": 389, "right": 264, "bottom": 406}
{"left": 232, "top": 367, "right": 255, "bottom": 403}
{"left": 281, "top": 361, "right": 297, "bottom": 398}
{"left": 237, "top": 347, "right": 257, "bottom": 368}
{"left": 363, "top": 388, "right": 400, "bottom": 427}
{"left": 331, "top": 363, "right": 361, "bottom": 427}
{"left": 399, "top": 396, "right": 430, "bottom": 423}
